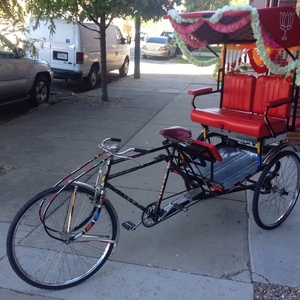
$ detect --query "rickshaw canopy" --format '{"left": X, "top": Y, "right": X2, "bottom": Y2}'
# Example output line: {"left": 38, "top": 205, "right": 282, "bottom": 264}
{"left": 164, "top": 6, "right": 300, "bottom": 49}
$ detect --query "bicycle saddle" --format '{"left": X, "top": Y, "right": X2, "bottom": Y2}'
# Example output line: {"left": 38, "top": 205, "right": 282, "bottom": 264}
{"left": 159, "top": 126, "right": 192, "bottom": 140}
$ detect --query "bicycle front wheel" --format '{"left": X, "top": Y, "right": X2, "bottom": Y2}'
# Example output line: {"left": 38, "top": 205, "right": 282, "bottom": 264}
{"left": 253, "top": 150, "right": 300, "bottom": 230}
{"left": 6, "top": 185, "right": 118, "bottom": 290}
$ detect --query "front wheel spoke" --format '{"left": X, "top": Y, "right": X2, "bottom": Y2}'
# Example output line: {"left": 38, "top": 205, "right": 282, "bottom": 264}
{"left": 27, "top": 241, "right": 66, "bottom": 283}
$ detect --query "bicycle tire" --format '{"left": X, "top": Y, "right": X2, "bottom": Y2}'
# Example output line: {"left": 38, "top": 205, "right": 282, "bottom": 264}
{"left": 253, "top": 150, "right": 300, "bottom": 230}
{"left": 6, "top": 184, "right": 118, "bottom": 290}
{"left": 197, "top": 132, "right": 225, "bottom": 145}
{"left": 183, "top": 132, "right": 225, "bottom": 190}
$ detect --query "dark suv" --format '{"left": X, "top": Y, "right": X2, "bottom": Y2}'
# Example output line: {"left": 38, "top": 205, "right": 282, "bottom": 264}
{"left": 0, "top": 47, "right": 53, "bottom": 107}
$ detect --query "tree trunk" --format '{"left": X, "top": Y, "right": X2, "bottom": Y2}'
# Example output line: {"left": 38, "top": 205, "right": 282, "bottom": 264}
{"left": 100, "top": 13, "right": 108, "bottom": 101}
{"left": 134, "top": 10, "right": 141, "bottom": 79}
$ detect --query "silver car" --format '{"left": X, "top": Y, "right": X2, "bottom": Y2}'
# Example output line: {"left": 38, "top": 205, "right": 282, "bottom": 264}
{"left": 141, "top": 36, "right": 177, "bottom": 59}
{"left": 0, "top": 48, "right": 53, "bottom": 107}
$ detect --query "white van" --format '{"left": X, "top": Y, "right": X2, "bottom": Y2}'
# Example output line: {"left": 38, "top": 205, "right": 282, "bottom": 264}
{"left": 28, "top": 19, "right": 130, "bottom": 88}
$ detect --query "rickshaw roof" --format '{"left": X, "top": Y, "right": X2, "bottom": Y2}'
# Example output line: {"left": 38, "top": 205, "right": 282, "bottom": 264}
{"left": 165, "top": 6, "right": 300, "bottom": 48}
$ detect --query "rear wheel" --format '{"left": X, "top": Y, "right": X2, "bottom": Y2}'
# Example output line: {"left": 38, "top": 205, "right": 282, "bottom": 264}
{"left": 253, "top": 150, "right": 300, "bottom": 229}
{"left": 30, "top": 75, "right": 50, "bottom": 107}
{"left": 84, "top": 65, "right": 98, "bottom": 89}
{"left": 197, "top": 132, "right": 225, "bottom": 145}
{"left": 6, "top": 185, "right": 118, "bottom": 289}
{"left": 184, "top": 132, "right": 225, "bottom": 190}
{"left": 119, "top": 57, "right": 129, "bottom": 77}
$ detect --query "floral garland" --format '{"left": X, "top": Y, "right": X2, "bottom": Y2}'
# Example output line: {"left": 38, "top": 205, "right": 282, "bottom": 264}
{"left": 174, "top": 31, "right": 222, "bottom": 75}
{"left": 168, "top": 5, "right": 300, "bottom": 85}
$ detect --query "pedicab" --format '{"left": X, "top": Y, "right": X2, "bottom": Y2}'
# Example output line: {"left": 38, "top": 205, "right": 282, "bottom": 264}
{"left": 163, "top": 5, "right": 300, "bottom": 229}
{"left": 6, "top": 5, "right": 300, "bottom": 289}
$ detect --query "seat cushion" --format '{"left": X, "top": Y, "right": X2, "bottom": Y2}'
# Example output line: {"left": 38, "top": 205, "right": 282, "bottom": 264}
{"left": 222, "top": 73, "right": 256, "bottom": 111}
{"left": 191, "top": 108, "right": 287, "bottom": 138}
{"left": 253, "top": 75, "right": 292, "bottom": 118}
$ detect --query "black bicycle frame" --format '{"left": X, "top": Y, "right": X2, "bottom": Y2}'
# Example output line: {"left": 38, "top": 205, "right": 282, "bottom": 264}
{"left": 102, "top": 142, "right": 200, "bottom": 214}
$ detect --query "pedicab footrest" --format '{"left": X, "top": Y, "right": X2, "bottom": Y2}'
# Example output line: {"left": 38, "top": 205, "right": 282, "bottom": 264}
{"left": 184, "top": 145, "right": 258, "bottom": 191}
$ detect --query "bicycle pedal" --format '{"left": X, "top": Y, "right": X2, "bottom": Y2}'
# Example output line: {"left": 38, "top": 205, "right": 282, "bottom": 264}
{"left": 122, "top": 221, "right": 137, "bottom": 231}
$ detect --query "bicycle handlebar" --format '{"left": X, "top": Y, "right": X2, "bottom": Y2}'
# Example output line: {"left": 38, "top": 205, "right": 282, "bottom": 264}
{"left": 110, "top": 138, "right": 122, "bottom": 143}
{"left": 99, "top": 138, "right": 148, "bottom": 156}
{"left": 133, "top": 148, "right": 148, "bottom": 154}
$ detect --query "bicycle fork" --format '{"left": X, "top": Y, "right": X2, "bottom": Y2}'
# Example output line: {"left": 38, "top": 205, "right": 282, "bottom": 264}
{"left": 64, "top": 185, "right": 78, "bottom": 234}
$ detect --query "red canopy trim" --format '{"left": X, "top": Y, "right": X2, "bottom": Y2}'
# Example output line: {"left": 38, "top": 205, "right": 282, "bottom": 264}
{"left": 166, "top": 6, "right": 300, "bottom": 48}
{"left": 166, "top": 5, "right": 300, "bottom": 85}
{"left": 208, "top": 14, "right": 251, "bottom": 33}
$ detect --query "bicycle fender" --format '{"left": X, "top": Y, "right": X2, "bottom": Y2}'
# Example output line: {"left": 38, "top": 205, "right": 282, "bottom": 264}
{"left": 263, "top": 142, "right": 300, "bottom": 166}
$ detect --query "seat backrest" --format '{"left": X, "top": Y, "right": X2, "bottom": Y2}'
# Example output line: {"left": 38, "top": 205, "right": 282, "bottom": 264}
{"left": 222, "top": 73, "right": 256, "bottom": 111}
{"left": 253, "top": 75, "right": 292, "bottom": 118}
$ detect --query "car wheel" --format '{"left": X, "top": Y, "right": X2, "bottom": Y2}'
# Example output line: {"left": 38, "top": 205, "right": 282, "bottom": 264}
{"left": 166, "top": 51, "right": 170, "bottom": 59}
{"left": 119, "top": 57, "right": 129, "bottom": 77}
{"left": 143, "top": 54, "right": 147, "bottom": 59}
{"left": 84, "top": 66, "right": 98, "bottom": 89}
{"left": 30, "top": 75, "right": 50, "bottom": 107}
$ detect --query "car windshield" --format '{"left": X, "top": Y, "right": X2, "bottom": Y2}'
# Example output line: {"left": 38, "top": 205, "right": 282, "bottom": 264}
{"left": 146, "top": 37, "right": 167, "bottom": 44}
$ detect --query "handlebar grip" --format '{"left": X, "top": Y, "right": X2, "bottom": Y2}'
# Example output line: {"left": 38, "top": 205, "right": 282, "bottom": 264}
{"left": 134, "top": 148, "right": 148, "bottom": 154}
{"left": 110, "top": 138, "right": 122, "bottom": 142}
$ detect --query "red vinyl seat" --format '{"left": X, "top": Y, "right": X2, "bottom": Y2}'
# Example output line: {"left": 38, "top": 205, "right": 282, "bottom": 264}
{"left": 190, "top": 74, "right": 292, "bottom": 138}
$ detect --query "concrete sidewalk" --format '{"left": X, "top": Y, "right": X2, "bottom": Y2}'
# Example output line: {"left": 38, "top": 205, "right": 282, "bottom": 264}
{"left": 0, "top": 61, "right": 299, "bottom": 299}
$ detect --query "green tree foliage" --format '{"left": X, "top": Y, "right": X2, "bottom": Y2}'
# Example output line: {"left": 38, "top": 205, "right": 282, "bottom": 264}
{"left": 137, "top": 0, "right": 180, "bottom": 21}
{"left": 0, "top": 0, "right": 26, "bottom": 51}
{"left": 0, "top": 0, "right": 24, "bottom": 22}
{"left": 184, "top": 0, "right": 230, "bottom": 11}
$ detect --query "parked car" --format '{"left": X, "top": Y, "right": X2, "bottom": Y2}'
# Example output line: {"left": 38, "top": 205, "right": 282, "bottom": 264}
{"left": 0, "top": 46, "right": 53, "bottom": 107}
{"left": 161, "top": 31, "right": 181, "bottom": 54}
{"left": 141, "top": 36, "right": 177, "bottom": 59}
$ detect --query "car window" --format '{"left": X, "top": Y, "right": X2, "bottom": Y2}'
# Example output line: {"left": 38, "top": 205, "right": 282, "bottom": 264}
{"left": 161, "top": 32, "right": 174, "bottom": 38}
{"left": 146, "top": 37, "right": 167, "bottom": 44}
{"left": 0, "top": 38, "right": 20, "bottom": 58}
{"left": 0, "top": 50, "right": 18, "bottom": 59}
{"left": 115, "top": 27, "right": 124, "bottom": 44}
